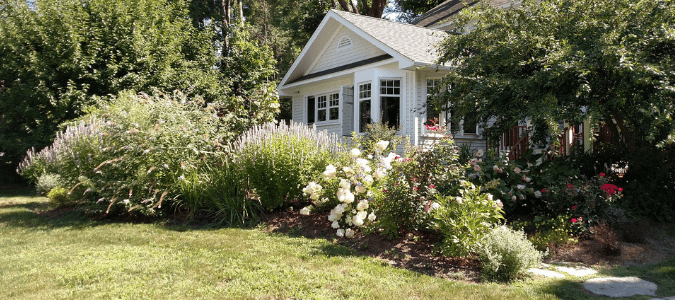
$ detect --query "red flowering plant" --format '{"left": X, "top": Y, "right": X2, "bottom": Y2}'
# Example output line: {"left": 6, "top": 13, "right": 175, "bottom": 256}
{"left": 537, "top": 173, "right": 623, "bottom": 234}
{"left": 372, "top": 127, "right": 464, "bottom": 238}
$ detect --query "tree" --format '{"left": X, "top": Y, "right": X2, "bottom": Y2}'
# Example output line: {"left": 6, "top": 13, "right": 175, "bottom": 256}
{"left": 434, "top": 0, "right": 675, "bottom": 150}
{"left": 0, "top": 0, "right": 279, "bottom": 179}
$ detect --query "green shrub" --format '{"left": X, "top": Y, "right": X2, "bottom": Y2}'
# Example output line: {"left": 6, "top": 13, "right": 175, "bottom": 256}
{"left": 47, "top": 187, "right": 72, "bottom": 206}
{"left": 374, "top": 134, "right": 462, "bottom": 238}
{"left": 351, "top": 122, "right": 403, "bottom": 155}
{"left": 511, "top": 215, "right": 576, "bottom": 252}
{"left": 35, "top": 173, "right": 65, "bottom": 195}
{"left": 478, "top": 226, "right": 542, "bottom": 282}
{"left": 230, "top": 122, "right": 344, "bottom": 211}
{"left": 431, "top": 182, "right": 504, "bottom": 257}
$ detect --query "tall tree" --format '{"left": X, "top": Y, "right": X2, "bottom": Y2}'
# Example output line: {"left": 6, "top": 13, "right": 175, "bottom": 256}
{"left": 434, "top": 0, "right": 675, "bottom": 150}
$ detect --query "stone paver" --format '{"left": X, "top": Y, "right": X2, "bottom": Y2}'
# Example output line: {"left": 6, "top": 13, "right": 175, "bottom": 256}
{"left": 554, "top": 266, "right": 598, "bottom": 277}
{"left": 527, "top": 268, "right": 565, "bottom": 278}
{"left": 583, "top": 277, "right": 657, "bottom": 298}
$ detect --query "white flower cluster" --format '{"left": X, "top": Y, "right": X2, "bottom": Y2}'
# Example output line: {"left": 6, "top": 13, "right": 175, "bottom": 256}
{"left": 303, "top": 142, "right": 393, "bottom": 238}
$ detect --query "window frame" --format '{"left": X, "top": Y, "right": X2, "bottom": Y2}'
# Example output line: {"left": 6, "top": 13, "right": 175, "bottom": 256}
{"left": 380, "top": 78, "right": 401, "bottom": 129}
{"left": 357, "top": 82, "right": 372, "bottom": 133}
{"left": 306, "top": 91, "right": 340, "bottom": 125}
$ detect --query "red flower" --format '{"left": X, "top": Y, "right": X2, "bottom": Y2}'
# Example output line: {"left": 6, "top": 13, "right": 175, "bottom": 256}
{"left": 430, "top": 184, "right": 435, "bottom": 189}
{"left": 567, "top": 183, "right": 573, "bottom": 188}
{"left": 601, "top": 183, "right": 619, "bottom": 196}
{"left": 571, "top": 218, "right": 578, "bottom": 223}
{"left": 413, "top": 187, "right": 418, "bottom": 191}
{"left": 541, "top": 188, "right": 548, "bottom": 193}
{"left": 382, "top": 189, "right": 387, "bottom": 193}
{"left": 599, "top": 172, "right": 605, "bottom": 177}
{"left": 618, "top": 188, "right": 623, "bottom": 192}
{"left": 572, "top": 205, "right": 577, "bottom": 210}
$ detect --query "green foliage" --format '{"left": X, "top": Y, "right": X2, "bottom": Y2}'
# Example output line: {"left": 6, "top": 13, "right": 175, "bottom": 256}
{"left": 35, "top": 173, "right": 64, "bottom": 196}
{"left": 431, "top": 182, "right": 505, "bottom": 257}
{"left": 351, "top": 122, "right": 403, "bottom": 155}
{"left": 231, "top": 122, "right": 344, "bottom": 211}
{"left": 375, "top": 135, "right": 462, "bottom": 238}
{"left": 46, "top": 187, "right": 71, "bottom": 206}
{"left": 435, "top": 0, "right": 675, "bottom": 150}
{"left": 19, "top": 92, "right": 243, "bottom": 219}
{"left": 511, "top": 215, "right": 576, "bottom": 253}
{"left": 0, "top": 0, "right": 227, "bottom": 171}
{"left": 478, "top": 226, "right": 542, "bottom": 282}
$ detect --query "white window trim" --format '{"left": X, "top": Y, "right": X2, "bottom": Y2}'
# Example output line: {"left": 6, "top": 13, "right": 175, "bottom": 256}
{"left": 356, "top": 81, "right": 372, "bottom": 133}
{"left": 378, "top": 78, "right": 402, "bottom": 131}
{"left": 307, "top": 91, "right": 341, "bottom": 126}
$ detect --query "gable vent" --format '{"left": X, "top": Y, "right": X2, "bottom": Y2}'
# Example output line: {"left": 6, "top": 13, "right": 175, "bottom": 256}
{"left": 337, "top": 36, "right": 352, "bottom": 50}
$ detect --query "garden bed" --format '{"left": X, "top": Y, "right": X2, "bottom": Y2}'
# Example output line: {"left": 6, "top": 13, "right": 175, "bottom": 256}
{"left": 263, "top": 208, "right": 675, "bottom": 283}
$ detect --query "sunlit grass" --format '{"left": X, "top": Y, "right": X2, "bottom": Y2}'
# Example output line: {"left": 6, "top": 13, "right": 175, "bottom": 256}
{"left": 1, "top": 188, "right": 673, "bottom": 299}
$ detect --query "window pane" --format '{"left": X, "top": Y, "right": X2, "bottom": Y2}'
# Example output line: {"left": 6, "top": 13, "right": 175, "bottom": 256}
{"left": 381, "top": 96, "right": 400, "bottom": 129}
{"left": 307, "top": 96, "right": 315, "bottom": 124}
{"left": 329, "top": 107, "right": 339, "bottom": 120}
{"left": 359, "top": 100, "right": 371, "bottom": 132}
{"left": 359, "top": 83, "right": 371, "bottom": 99}
{"left": 318, "top": 95, "right": 326, "bottom": 108}
{"left": 464, "top": 111, "right": 477, "bottom": 134}
{"left": 381, "top": 79, "right": 400, "bottom": 95}
{"left": 318, "top": 109, "right": 326, "bottom": 122}
{"left": 329, "top": 93, "right": 339, "bottom": 107}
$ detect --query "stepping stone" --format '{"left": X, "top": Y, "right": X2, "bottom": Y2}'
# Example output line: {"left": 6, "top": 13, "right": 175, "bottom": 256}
{"left": 583, "top": 277, "right": 657, "bottom": 298}
{"left": 527, "top": 268, "right": 565, "bottom": 278}
{"left": 554, "top": 266, "right": 598, "bottom": 277}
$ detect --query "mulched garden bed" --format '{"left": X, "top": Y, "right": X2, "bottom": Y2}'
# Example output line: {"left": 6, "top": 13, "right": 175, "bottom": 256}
{"left": 262, "top": 208, "right": 675, "bottom": 283}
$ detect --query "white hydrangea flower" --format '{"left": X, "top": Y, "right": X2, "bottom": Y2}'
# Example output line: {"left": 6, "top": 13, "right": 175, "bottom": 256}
{"left": 495, "top": 200, "right": 504, "bottom": 208}
{"left": 375, "top": 140, "right": 390, "bottom": 152}
{"left": 517, "top": 184, "right": 526, "bottom": 190}
{"left": 333, "top": 204, "right": 346, "bottom": 215}
{"left": 456, "top": 197, "right": 463, "bottom": 204}
{"left": 514, "top": 167, "right": 522, "bottom": 174}
{"left": 368, "top": 212, "right": 377, "bottom": 221}
{"left": 493, "top": 165, "right": 500, "bottom": 171}
{"left": 342, "top": 191, "right": 355, "bottom": 204}
{"left": 350, "top": 148, "right": 362, "bottom": 157}
{"left": 331, "top": 221, "right": 340, "bottom": 229}
{"left": 363, "top": 175, "right": 374, "bottom": 185}
{"left": 486, "top": 193, "right": 493, "bottom": 201}
{"left": 511, "top": 195, "right": 517, "bottom": 202}
{"left": 534, "top": 190, "right": 542, "bottom": 198}
{"left": 343, "top": 166, "right": 354, "bottom": 174}
{"left": 345, "top": 228, "right": 355, "bottom": 238}
{"left": 431, "top": 202, "right": 441, "bottom": 210}
{"left": 300, "top": 206, "right": 311, "bottom": 215}
{"left": 339, "top": 179, "right": 351, "bottom": 190}
{"left": 352, "top": 215, "right": 364, "bottom": 227}
{"left": 323, "top": 164, "right": 337, "bottom": 179}
{"left": 328, "top": 213, "right": 340, "bottom": 222}
{"left": 355, "top": 185, "right": 367, "bottom": 194}
{"left": 336, "top": 229, "right": 345, "bottom": 237}
{"left": 356, "top": 200, "right": 369, "bottom": 211}
{"left": 373, "top": 168, "right": 386, "bottom": 180}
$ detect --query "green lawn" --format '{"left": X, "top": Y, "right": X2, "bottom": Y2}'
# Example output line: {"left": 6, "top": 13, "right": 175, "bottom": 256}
{"left": 1, "top": 188, "right": 673, "bottom": 300}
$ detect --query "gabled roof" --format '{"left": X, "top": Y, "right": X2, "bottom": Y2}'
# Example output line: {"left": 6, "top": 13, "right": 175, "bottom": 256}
{"left": 411, "top": 0, "right": 478, "bottom": 28}
{"left": 278, "top": 10, "right": 447, "bottom": 92}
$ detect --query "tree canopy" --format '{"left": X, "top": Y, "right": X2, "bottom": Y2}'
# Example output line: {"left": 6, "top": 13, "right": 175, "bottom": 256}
{"left": 435, "top": 0, "right": 675, "bottom": 150}
{"left": 0, "top": 0, "right": 279, "bottom": 178}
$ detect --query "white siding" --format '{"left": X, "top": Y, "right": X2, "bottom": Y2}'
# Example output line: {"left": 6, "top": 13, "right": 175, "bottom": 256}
{"left": 291, "top": 95, "right": 304, "bottom": 123}
{"left": 308, "top": 26, "right": 387, "bottom": 75}
{"left": 316, "top": 124, "right": 343, "bottom": 137}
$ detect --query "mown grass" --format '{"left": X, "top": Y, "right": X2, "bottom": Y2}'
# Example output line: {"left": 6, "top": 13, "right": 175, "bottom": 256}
{"left": 1, "top": 188, "right": 673, "bottom": 300}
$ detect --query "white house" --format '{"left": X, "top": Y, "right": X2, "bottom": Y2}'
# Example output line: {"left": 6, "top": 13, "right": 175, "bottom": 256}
{"left": 277, "top": 1, "right": 587, "bottom": 156}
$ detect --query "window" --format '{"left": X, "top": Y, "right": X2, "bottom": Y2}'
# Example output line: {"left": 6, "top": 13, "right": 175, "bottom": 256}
{"left": 358, "top": 83, "right": 371, "bottom": 132}
{"left": 426, "top": 79, "right": 441, "bottom": 125}
{"left": 463, "top": 111, "right": 477, "bottom": 134}
{"left": 307, "top": 96, "right": 315, "bottom": 124}
{"left": 308, "top": 92, "right": 339, "bottom": 123}
{"left": 380, "top": 79, "right": 400, "bottom": 129}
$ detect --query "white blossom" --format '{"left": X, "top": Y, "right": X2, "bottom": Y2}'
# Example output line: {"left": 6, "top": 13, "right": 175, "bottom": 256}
{"left": 375, "top": 140, "right": 390, "bottom": 152}
{"left": 534, "top": 190, "right": 542, "bottom": 198}
{"left": 300, "top": 206, "right": 311, "bottom": 215}
{"left": 345, "top": 228, "right": 355, "bottom": 238}
{"left": 517, "top": 184, "right": 526, "bottom": 190}
{"left": 350, "top": 148, "right": 362, "bottom": 157}
{"left": 323, "top": 164, "right": 337, "bottom": 179}
{"left": 336, "top": 229, "right": 345, "bottom": 237}
{"left": 514, "top": 167, "right": 522, "bottom": 174}
{"left": 368, "top": 212, "right": 377, "bottom": 221}
{"left": 356, "top": 200, "right": 369, "bottom": 211}
{"left": 331, "top": 221, "right": 340, "bottom": 229}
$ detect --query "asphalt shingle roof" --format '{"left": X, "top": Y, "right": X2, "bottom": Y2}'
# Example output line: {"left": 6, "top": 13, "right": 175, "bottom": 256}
{"left": 411, "top": 0, "right": 477, "bottom": 28}
{"left": 332, "top": 10, "right": 447, "bottom": 65}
